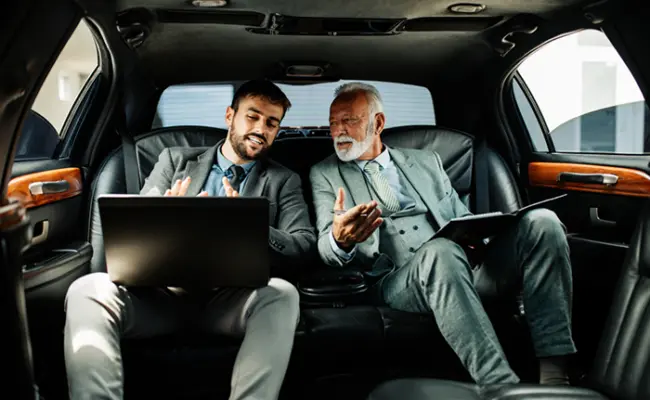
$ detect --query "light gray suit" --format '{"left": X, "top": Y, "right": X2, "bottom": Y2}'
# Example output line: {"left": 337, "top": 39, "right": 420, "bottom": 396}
{"left": 64, "top": 141, "right": 316, "bottom": 400}
{"left": 310, "top": 146, "right": 576, "bottom": 385}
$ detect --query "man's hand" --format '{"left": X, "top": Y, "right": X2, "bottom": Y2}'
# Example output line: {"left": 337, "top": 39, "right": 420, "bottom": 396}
{"left": 222, "top": 177, "right": 239, "bottom": 197}
{"left": 164, "top": 177, "right": 208, "bottom": 197}
{"left": 332, "top": 188, "right": 383, "bottom": 250}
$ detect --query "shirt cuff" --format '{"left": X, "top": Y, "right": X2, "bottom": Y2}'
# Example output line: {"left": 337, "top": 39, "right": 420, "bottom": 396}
{"left": 329, "top": 229, "right": 357, "bottom": 261}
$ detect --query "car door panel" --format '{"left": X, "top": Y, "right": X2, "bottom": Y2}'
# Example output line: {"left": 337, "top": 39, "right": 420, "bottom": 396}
{"left": 520, "top": 151, "right": 649, "bottom": 380}
{"left": 8, "top": 160, "right": 93, "bottom": 398}
{"left": 504, "top": 23, "right": 650, "bottom": 379}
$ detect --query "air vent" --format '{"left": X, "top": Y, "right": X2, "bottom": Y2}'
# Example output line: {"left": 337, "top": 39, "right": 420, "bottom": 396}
{"left": 247, "top": 14, "right": 405, "bottom": 36}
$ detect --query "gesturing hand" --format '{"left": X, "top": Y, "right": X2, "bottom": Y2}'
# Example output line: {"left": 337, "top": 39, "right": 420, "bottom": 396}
{"left": 332, "top": 188, "right": 383, "bottom": 250}
{"left": 164, "top": 177, "right": 208, "bottom": 197}
{"left": 221, "top": 177, "right": 240, "bottom": 197}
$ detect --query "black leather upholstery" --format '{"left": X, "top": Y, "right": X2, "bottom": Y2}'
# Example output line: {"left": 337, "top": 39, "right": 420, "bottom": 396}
{"left": 587, "top": 200, "right": 650, "bottom": 400}
{"left": 366, "top": 201, "right": 650, "bottom": 400}
{"left": 87, "top": 126, "right": 227, "bottom": 273}
{"left": 367, "top": 379, "right": 608, "bottom": 400}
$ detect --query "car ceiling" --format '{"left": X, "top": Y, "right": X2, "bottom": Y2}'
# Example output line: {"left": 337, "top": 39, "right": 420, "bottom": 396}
{"left": 112, "top": 0, "right": 599, "bottom": 88}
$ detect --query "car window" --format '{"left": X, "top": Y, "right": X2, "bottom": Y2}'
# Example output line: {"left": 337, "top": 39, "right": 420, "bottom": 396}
{"left": 153, "top": 80, "right": 436, "bottom": 130}
{"left": 15, "top": 19, "right": 98, "bottom": 161}
{"left": 513, "top": 29, "right": 649, "bottom": 154}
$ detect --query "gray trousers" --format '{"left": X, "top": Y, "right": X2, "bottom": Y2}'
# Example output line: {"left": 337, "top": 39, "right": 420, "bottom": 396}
{"left": 63, "top": 273, "right": 300, "bottom": 400}
{"left": 378, "top": 208, "right": 576, "bottom": 385}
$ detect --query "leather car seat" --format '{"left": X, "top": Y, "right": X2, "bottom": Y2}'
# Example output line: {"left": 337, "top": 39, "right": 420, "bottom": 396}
{"left": 366, "top": 200, "right": 650, "bottom": 400}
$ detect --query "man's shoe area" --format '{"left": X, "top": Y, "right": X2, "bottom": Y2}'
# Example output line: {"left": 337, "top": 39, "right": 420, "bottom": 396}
{"left": 88, "top": 124, "right": 529, "bottom": 399}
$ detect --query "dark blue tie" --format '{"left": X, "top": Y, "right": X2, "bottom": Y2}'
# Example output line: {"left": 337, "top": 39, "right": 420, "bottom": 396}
{"left": 227, "top": 165, "right": 246, "bottom": 192}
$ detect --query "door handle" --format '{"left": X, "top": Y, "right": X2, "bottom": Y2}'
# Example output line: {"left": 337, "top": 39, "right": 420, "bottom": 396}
{"left": 556, "top": 172, "right": 618, "bottom": 186}
{"left": 589, "top": 207, "right": 616, "bottom": 227}
{"left": 28, "top": 180, "right": 69, "bottom": 195}
{"left": 31, "top": 220, "right": 49, "bottom": 245}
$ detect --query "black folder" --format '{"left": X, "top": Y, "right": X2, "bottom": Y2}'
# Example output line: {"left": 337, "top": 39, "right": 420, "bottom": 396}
{"left": 433, "top": 194, "right": 568, "bottom": 244}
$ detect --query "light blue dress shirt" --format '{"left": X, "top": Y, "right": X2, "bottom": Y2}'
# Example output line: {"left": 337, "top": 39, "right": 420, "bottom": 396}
{"left": 329, "top": 146, "right": 414, "bottom": 261}
{"left": 202, "top": 145, "right": 256, "bottom": 196}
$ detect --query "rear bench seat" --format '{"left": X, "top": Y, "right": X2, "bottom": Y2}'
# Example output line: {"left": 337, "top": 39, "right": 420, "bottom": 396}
{"left": 86, "top": 124, "right": 531, "bottom": 398}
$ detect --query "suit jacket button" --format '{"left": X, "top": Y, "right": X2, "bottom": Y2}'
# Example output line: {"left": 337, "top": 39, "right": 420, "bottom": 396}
{"left": 409, "top": 247, "right": 415, "bottom": 253}
{"left": 373, "top": 252, "right": 379, "bottom": 258}
{"left": 413, "top": 225, "right": 418, "bottom": 230}
{"left": 399, "top": 230, "right": 405, "bottom": 235}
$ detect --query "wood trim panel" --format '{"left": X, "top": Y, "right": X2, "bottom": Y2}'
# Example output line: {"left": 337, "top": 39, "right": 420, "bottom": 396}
{"left": 529, "top": 162, "right": 650, "bottom": 197}
{"left": 8, "top": 167, "right": 83, "bottom": 209}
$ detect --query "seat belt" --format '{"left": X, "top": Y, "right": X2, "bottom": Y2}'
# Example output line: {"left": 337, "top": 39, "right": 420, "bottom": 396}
{"left": 115, "top": 101, "right": 139, "bottom": 194}
{"left": 474, "top": 139, "right": 490, "bottom": 214}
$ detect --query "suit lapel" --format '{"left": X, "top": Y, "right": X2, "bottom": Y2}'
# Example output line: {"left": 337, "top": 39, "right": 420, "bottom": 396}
{"left": 338, "top": 161, "right": 373, "bottom": 207}
{"left": 185, "top": 141, "right": 222, "bottom": 196}
{"left": 240, "top": 160, "right": 268, "bottom": 197}
{"left": 388, "top": 147, "right": 444, "bottom": 224}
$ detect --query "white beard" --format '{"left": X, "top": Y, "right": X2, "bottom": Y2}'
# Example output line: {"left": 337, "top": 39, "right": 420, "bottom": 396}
{"left": 333, "top": 124, "right": 375, "bottom": 162}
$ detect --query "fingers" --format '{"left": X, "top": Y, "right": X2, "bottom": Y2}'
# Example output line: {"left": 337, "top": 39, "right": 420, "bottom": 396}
{"left": 357, "top": 217, "right": 384, "bottom": 242}
{"left": 197, "top": 191, "right": 209, "bottom": 197}
{"left": 221, "top": 177, "right": 240, "bottom": 197}
{"left": 334, "top": 188, "right": 345, "bottom": 211}
{"left": 340, "top": 201, "right": 378, "bottom": 224}
{"left": 178, "top": 177, "right": 191, "bottom": 196}
{"left": 169, "top": 179, "right": 182, "bottom": 196}
{"left": 354, "top": 207, "right": 382, "bottom": 234}
{"left": 222, "top": 177, "right": 234, "bottom": 196}
{"left": 168, "top": 177, "right": 191, "bottom": 196}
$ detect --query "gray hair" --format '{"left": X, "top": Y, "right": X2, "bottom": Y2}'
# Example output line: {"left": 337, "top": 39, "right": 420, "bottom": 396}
{"left": 334, "top": 82, "right": 384, "bottom": 116}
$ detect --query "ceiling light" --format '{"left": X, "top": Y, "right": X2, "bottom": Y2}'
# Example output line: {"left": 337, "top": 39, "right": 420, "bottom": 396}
{"left": 448, "top": 3, "right": 486, "bottom": 14}
{"left": 190, "top": 0, "right": 228, "bottom": 7}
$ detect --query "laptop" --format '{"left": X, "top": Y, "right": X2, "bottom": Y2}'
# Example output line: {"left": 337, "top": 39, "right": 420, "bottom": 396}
{"left": 97, "top": 194, "right": 270, "bottom": 289}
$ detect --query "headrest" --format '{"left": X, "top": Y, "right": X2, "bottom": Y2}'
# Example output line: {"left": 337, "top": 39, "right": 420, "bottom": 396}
{"left": 383, "top": 125, "right": 474, "bottom": 195}
{"left": 133, "top": 125, "right": 227, "bottom": 185}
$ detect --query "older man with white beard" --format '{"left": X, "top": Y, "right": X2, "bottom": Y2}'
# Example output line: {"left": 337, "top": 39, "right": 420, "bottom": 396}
{"left": 308, "top": 82, "right": 577, "bottom": 387}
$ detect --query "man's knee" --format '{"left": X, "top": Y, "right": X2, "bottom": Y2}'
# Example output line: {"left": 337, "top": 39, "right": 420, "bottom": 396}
{"left": 520, "top": 208, "right": 567, "bottom": 244}
{"left": 262, "top": 278, "right": 301, "bottom": 321}
{"left": 416, "top": 238, "right": 471, "bottom": 286}
{"left": 65, "top": 272, "right": 120, "bottom": 311}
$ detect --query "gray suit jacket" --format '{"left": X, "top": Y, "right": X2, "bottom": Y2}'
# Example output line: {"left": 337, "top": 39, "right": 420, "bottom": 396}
{"left": 140, "top": 140, "right": 317, "bottom": 266}
{"left": 309, "top": 146, "right": 472, "bottom": 271}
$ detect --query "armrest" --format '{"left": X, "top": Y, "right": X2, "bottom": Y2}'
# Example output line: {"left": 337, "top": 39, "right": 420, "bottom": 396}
{"left": 297, "top": 268, "right": 369, "bottom": 307}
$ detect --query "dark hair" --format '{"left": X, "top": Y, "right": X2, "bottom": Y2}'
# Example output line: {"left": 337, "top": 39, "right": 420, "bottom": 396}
{"left": 231, "top": 79, "right": 292, "bottom": 118}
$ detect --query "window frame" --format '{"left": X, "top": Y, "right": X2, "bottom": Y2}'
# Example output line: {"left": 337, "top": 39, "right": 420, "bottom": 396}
{"left": 511, "top": 71, "right": 555, "bottom": 153}
{"left": 506, "top": 27, "right": 648, "bottom": 156}
{"left": 13, "top": 17, "right": 102, "bottom": 163}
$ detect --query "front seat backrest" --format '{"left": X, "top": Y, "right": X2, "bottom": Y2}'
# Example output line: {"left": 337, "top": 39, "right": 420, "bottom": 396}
{"left": 87, "top": 126, "right": 227, "bottom": 273}
{"left": 587, "top": 199, "right": 650, "bottom": 399}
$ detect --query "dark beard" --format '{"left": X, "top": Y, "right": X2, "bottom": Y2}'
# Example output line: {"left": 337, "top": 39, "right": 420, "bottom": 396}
{"left": 229, "top": 129, "right": 269, "bottom": 161}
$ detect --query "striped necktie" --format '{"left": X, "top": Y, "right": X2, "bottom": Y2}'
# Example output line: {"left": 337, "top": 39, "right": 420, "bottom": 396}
{"left": 363, "top": 160, "right": 401, "bottom": 212}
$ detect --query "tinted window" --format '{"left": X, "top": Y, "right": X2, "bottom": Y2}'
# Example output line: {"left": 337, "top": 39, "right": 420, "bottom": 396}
{"left": 153, "top": 80, "right": 435, "bottom": 130}
{"left": 15, "top": 20, "right": 98, "bottom": 161}
{"left": 513, "top": 29, "right": 648, "bottom": 154}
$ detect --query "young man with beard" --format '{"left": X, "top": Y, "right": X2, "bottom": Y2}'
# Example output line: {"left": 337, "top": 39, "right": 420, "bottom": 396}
{"left": 309, "top": 82, "right": 576, "bottom": 386}
{"left": 63, "top": 80, "right": 316, "bottom": 400}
